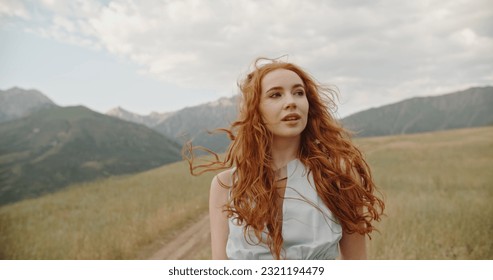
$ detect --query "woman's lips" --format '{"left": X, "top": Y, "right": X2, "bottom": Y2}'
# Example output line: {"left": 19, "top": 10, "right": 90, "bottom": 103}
{"left": 281, "top": 113, "right": 301, "bottom": 121}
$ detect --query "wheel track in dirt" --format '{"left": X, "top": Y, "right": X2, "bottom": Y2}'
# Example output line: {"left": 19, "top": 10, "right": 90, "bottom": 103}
{"left": 148, "top": 214, "right": 210, "bottom": 260}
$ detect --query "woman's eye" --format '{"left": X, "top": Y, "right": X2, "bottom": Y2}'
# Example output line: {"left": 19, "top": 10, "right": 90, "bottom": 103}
{"left": 295, "top": 91, "right": 305, "bottom": 96}
{"left": 270, "top": 92, "right": 281, "bottom": 98}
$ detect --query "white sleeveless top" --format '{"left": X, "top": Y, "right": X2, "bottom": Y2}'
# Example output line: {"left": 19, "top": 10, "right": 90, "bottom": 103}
{"left": 226, "top": 159, "right": 343, "bottom": 259}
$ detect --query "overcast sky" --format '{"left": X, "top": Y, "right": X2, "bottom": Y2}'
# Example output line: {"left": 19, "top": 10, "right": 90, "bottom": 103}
{"left": 1, "top": 0, "right": 492, "bottom": 117}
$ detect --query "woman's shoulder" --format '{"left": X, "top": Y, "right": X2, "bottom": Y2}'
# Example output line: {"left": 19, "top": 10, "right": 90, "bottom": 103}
{"left": 218, "top": 168, "right": 235, "bottom": 184}
{"left": 213, "top": 168, "right": 235, "bottom": 186}
{"left": 210, "top": 168, "right": 234, "bottom": 203}
{"left": 211, "top": 168, "right": 234, "bottom": 192}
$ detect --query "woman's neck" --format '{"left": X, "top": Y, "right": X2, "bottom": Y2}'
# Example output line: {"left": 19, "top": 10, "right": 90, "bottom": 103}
{"left": 271, "top": 135, "right": 301, "bottom": 170}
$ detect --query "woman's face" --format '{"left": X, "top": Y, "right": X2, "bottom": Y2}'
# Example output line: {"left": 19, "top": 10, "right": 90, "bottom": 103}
{"left": 259, "top": 68, "right": 309, "bottom": 140}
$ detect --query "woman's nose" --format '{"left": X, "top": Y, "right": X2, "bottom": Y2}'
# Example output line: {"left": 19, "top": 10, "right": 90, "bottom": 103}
{"left": 284, "top": 93, "right": 297, "bottom": 109}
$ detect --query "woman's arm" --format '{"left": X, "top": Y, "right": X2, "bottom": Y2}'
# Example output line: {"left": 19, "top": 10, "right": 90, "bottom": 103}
{"left": 209, "top": 172, "right": 231, "bottom": 259}
{"left": 338, "top": 165, "right": 370, "bottom": 260}
{"left": 339, "top": 231, "right": 367, "bottom": 260}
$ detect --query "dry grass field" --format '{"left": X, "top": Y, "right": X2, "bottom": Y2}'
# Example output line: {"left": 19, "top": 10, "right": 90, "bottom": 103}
{"left": 0, "top": 160, "right": 214, "bottom": 259}
{"left": 362, "top": 126, "right": 493, "bottom": 259}
{"left": 0, "top": 126, "right": 492, "bottom": 259}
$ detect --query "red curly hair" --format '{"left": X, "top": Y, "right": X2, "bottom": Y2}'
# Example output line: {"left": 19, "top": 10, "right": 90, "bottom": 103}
{"left": 184, "top": 58, "right": 385, "bottom": 259}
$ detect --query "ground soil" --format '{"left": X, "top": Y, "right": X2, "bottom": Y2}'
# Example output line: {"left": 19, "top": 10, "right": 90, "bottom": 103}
{"left": 145, "top": 214, "right": 211, "bottom": 260}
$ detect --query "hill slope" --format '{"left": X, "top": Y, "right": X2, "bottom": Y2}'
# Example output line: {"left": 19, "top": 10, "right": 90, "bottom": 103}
{"left": 341, "top": 86, "right": 493, "bottom": 137}
{"left": 0, "top": 106, "right": 182, "bottom": 205}
{"left": 152, "top": 96, "right": 238, "bottom": 152}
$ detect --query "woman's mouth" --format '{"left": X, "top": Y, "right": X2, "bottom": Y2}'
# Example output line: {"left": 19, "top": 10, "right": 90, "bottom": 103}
{"left": 281, "top": 113, "right": 301, "bottom": 121}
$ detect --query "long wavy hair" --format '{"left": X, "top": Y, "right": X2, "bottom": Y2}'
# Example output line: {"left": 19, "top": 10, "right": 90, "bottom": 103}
{"left": 184, "top": 58, "right": 385, "bottom": 259}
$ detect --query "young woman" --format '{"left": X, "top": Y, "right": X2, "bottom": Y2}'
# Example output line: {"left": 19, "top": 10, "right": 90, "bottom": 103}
{"left": 185, "top": 58, "right": 385, "bottom": 260}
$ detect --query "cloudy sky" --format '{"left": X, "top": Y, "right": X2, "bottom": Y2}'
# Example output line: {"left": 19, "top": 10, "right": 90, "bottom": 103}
{"left": 1, "top": 0, "right": 492, "bottom": 117}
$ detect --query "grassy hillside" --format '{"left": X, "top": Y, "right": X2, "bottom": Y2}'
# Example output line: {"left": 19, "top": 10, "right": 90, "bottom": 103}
{"left": 0, "top": 126, "right": 492, "bottom": 259}
{"left": 0, "top": 105, "right": 182, "bottom": 206}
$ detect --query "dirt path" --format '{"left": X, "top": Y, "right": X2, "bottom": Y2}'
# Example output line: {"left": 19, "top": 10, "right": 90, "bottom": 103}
{"left": 148, "top": 214, "right": 211, "bottom": 260}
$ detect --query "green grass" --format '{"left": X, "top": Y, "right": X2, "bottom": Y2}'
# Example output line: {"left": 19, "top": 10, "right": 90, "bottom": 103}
{"left": 0, "top": 126, "right": 492, "bottom": 259}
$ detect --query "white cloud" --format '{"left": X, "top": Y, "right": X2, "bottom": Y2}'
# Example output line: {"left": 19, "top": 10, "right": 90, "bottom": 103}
{"left": 53, "top": 15, "right": 76, "bottom": 32}
{"left": 4, "top": 0, "right": 493, "bottom": 116}
{"left": 0, "top": 0, "right": 30, "bottom": 19}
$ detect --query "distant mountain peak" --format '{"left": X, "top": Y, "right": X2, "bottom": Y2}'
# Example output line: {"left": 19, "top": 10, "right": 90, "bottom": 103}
{"left": 106, "top": 106, "right": 175, "bottom": 127}
{"left": 207, "top": 96, "right": 237, "bottom": 107}
{"left": 107, "top": 106, "right": 135, "bottom": 116}
{"left": 2, "top": 86, "right": 55, "bottom": 102}
{"left": 0, "top": 87, "right": 57, "bottom": 123}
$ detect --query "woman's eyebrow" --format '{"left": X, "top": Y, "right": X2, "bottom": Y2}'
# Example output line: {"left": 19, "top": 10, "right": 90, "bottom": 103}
{"left": 265, "top": 86, "right": 283, "bottom": 93}
{"left": 266, "top": 84, "right": 305, "bottom": 93}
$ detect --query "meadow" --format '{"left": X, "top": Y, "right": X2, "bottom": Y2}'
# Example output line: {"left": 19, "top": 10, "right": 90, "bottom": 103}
{"left": 0, "top": 126, "right": 492, "bottom": 259}
{"left": 363, "top": 126, "right": 493, "bottom": 259}
{"left": 0, "top": 159, "right": 214, "bottom": 259}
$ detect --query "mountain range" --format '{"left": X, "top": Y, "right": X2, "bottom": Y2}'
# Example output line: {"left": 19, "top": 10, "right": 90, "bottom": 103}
{"left": 107, "top": 96, "right": 238, "bottom": 153}
{"left": 106, "top": 86, "right": 493, "bottom": 147}
{"left": 341, "top": 86, "right": 493, "bottom": 137}
{"left": 1, "top": 85, "right": 492, "bottom": 205}
{"left": 0, "top": 99, "right": 181, "bottom": 206}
